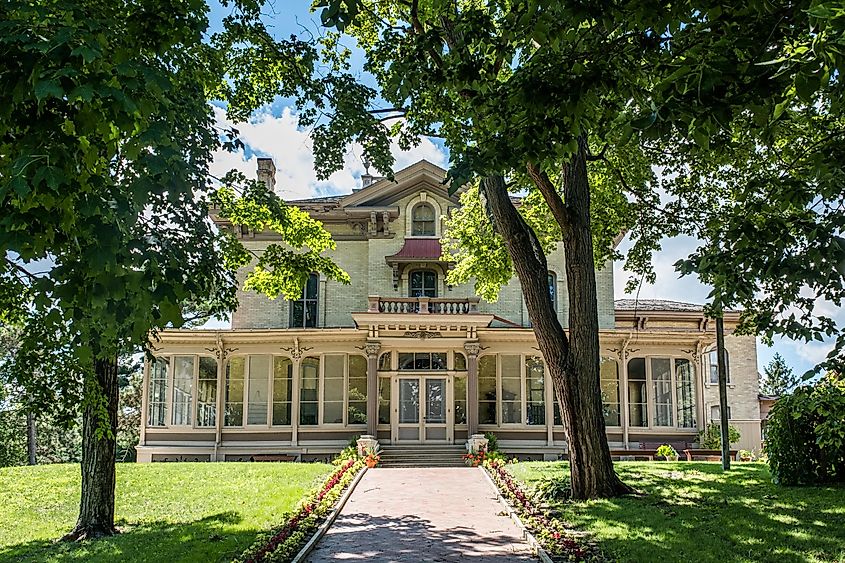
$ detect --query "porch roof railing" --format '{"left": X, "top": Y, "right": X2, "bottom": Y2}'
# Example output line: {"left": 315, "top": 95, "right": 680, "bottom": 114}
{"left": 367, "top": 295, "right": 481, "bottom": 315}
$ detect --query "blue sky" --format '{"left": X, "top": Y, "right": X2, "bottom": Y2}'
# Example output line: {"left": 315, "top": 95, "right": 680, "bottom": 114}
{"left": 204, "top": 2, "right": 838, "bottom": 377}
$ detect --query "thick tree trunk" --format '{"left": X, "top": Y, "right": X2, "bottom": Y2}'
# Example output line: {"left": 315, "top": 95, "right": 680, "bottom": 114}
{"left": 63, "top": 355, "right": 119, "bottom": 540}
{"left": 26, "top": 410, "right": 36, "bottom": 465}
{"left": 558, "top": 136, "right": 631, "bottom": 498}
{"left": 480, "top": 143, "right": 630, "bottom": 499}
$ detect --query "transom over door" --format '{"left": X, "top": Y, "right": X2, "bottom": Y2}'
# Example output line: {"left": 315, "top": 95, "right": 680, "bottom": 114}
{"left": 394, "top": 376, "right": 451, "bottom": 443}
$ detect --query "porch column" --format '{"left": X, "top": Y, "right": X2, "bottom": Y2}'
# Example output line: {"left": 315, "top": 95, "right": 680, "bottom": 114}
{"left": 464, "top": 342, "right": 480, "bottom": 436}
{"left": 366, "top": 342, "right": 381, "bottom": 437}
{"left": 620, "top": 340, "right": 630, "bottom": 450}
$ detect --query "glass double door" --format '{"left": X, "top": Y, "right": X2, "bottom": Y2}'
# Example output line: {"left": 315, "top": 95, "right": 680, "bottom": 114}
{"left": 395, "top": 376, "right": 449, "bottom": 443}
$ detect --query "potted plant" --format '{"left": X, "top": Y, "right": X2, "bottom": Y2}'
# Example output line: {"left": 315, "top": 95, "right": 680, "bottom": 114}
{"left": 656, "top": 444, "right": 679, "bottom": 462}
{"left": 364, "top": 448, "right": 380, "bottom": 468}
{"left": 738, "top": 449, "right": 754, "bottom": 462}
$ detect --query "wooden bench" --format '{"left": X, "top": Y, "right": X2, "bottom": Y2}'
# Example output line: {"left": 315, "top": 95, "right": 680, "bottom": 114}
{"left": 250, "top": 454, "right": 297, "bottom": 462}
{"left": 683, "top": 449, "right": 738, "bottom": 462}
{"left": 609, "top": 449, "right": 659, "bottom": 461}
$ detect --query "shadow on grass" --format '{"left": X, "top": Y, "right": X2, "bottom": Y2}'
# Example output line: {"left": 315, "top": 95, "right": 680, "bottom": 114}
{"left": 0, "top": 511, "right": 258, "bottom": 563}
{"left": 527, "top": 462, "right": 845, "bottom": 563}
{"left": 308, "top": 512, "right": 535, "bottom": 562}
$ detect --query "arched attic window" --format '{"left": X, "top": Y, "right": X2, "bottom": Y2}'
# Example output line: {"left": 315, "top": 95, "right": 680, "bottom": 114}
{"left": 411, "top": 203, "right": 436, "bottom": 236}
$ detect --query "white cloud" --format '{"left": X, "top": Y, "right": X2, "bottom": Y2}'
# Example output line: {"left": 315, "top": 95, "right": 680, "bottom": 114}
{"left": 210, "top": 106, "right": 449, "bottom": 200}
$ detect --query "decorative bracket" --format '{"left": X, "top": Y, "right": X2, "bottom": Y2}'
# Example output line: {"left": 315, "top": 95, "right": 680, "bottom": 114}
{"left": 281, "top": 337, "right": 313, "bottom": 361}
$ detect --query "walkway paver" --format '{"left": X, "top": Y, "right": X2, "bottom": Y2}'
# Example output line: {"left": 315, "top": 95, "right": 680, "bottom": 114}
{"left": 307, "top": 467, "right": 536, "bottom": 562}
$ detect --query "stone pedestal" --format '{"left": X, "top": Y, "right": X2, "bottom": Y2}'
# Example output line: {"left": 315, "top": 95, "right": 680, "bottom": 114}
{"left": 466, "top": 434, "right": 489, "bottom": 454}
{"left": 357, "top": 435, "right": 380, "bottom": 457}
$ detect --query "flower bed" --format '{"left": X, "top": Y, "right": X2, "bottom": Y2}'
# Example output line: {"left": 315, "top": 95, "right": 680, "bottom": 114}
{"left": 485, "top": 460, "right": 601, "bottom": 562}
{"left": 234, "top": 459, "right": 365, "bottom": 563}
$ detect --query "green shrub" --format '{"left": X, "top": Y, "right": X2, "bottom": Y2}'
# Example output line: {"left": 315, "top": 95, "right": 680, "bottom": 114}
{"left": 656, "top": 444, "right": 678, "bottom": 459}
{"left": 484, "top": 431, "right": 499, "bottom": 452}
{"left": 766, "top": 372, "right": 845, "bottom": 485}
{"left": 698, "top": 422, "right": 741, "bottom": 449}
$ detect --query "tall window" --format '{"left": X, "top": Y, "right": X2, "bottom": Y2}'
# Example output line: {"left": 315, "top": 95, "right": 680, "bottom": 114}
{"left": 478, "top": 355, "right": 497, "bottom": 424}
{"left": 706, "top": 349, "right": 731, "bottom": 384}
{"left": 378, "top": 378, "right": 391, "bottom": 425}
{"left": 628, "top": 358, "right": 648, "bottom": 427}
{"left": 247, "top": 355, "right": 270, "bottom": 425}
{"left": 409, "top": 270, "right": 437, "bottom": 297}
{"left": 148, "top": 358, "right": 168, "bottom": 427}
{"left": 676, "top": 359, "right": 697, "bottom": 428}
{"left": 323, "top": 355, "right": 345, "bottom": 424}
{"left": 525, "top": 357, "right": 545, "bottom": 426}
{"left": 411, "top": 203, "right": 436, "bottom": 236}
{"left": 171, "top": 356, "right": 194, "bottom": 426}
{"left": 290, "top": 273, "right": 319, "bottom": 328}
{"left": 600, "top": 359, "right": 621, "bottom": 426}
{"left": 273, "top": 357, "right": 293, "bottom": 425}
{"left": 548, "top": 272, "right": 557, "bottom": 312}
{"left": 196, "top": 357, "right": 218, "bottom": 427}
{"left": 501, "top": 355, "right": 522, "bottom": 424}
{"left": 454, "top": 376, "right": 467, "bottom": 425}
{"left": 225, "top": 357, "right": 245, "bottom": 426}
{"left": 300, "top": 357, "right": 320, "bottom": 425}
{"left": 347, "top": 355, "right": 368, "bottom": 424}
{"left": 652, "top": 358, "right": 673, "bottom": 426}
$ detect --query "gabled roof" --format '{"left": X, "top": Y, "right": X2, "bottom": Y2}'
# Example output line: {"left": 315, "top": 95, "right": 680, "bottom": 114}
{"left": 339, "top": 160, "right": 455, "bottom": 208}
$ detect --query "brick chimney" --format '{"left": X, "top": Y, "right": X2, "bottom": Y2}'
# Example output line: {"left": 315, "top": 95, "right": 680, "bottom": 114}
{"left": 257, "top": 157, "right": 276, "bottom": 193}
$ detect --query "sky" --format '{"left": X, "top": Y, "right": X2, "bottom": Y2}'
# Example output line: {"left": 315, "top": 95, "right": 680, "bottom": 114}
{"left": 202, "top": 1, "right": 839, "bottom": 377}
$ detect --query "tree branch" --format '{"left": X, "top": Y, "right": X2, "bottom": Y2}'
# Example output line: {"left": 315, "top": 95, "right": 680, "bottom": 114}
{"left": 526, "top": 162, "right": 572, "bottom": 233}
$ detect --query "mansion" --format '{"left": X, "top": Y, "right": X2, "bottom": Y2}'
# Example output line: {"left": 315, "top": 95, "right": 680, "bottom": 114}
{"left": 136, "top": 160, "right": 763, "bottom": 462}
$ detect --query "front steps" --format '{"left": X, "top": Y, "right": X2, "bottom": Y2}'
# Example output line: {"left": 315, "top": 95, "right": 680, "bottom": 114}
{"left": 377, "top": 444, "right": 467, "bottom": 468}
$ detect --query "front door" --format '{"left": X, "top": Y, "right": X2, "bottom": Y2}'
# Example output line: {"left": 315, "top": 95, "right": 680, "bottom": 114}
{"left": 395, "top": 376, "right": 450, "bottom": 443}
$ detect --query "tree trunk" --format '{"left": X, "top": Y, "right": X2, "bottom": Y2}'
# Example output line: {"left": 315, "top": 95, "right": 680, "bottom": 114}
{"left": 26, "top": 410, "right": 36, "bottom": 465}
{"left": 558, "top": 136, "right": 631, "bottom": 498}
{"left": 479, "top": 156, "right": 630, "bottom": 499}
{"left": 63, "top": 355, "right": 119, "bottom": 540}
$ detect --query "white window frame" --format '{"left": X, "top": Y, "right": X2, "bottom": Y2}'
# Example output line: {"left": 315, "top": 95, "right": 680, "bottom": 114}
{"left": 224, "top": 354, "right": 295, "bottom": 428}
{"left": 162, "top": 354, "right": 219, "bottom": 429}
{"left": 319, "top": 353, "right": 368, "bottom": 428}
{"left": 627, "top": 355, "right": 699, "bottom": 431}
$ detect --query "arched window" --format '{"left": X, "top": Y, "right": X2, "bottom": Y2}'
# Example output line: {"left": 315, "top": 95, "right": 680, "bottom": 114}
{"left": 411, "top": 203, "right": 436, "bottom": 236}
{"left": 409, "top": 269, "right": 437, "bottom": 297}
{"left": 290, "top": 273, "right": 319, "bottom": 328}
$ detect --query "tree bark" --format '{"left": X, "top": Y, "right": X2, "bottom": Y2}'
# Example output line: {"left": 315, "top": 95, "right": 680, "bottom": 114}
{"left": 479, "top": 140, "right": 630, "bottom": 499}
{"left": 26, "top": 410, "right": 36, "bottom": 465}
{"left": 63, "top": 355, "right": 119, "bottom": 540}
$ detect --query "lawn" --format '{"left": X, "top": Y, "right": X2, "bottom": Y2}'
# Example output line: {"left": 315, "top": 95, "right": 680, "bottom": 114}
{"left": 509, "top": 461, "right": 845, "bottom": 563}
{"left": 0, "top": 462, "right": 333, "bottom": 563}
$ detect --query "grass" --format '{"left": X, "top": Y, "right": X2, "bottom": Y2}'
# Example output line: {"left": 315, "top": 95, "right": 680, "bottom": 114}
{"left": 0, "top": 462, "right": 333, "bottom": 563}
{"left": 508, "top": 461, "right": 845, "bottom": 563}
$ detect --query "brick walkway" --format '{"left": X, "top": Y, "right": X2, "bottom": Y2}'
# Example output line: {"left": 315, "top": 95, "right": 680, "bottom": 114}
{"left": 306, "top": 467, "right": 536, "bottom": 562}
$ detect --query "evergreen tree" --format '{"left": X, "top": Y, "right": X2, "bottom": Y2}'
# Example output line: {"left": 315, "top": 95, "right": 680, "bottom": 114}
{"left": 761, "top": 353, "right": 799, "bottom": 396}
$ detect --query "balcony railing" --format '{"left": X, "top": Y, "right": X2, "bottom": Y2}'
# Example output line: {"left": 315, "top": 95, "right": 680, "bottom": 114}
{"left": 367, "top": 296, "right": 480, "bottom": 315}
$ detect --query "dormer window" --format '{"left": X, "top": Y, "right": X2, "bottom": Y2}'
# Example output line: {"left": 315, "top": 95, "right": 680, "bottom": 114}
{"left": 409, "top": 269, "right": 437, "bottom": 297}
{"left": 411, "top": 203, "right": 436, "bottom": 236}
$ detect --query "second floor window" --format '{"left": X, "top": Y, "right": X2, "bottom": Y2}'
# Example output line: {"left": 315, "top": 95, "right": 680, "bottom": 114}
{"left": 409, "top": 269, "right": 437, "bottom": 297}
{"left": 548, "top": 272, "right": 557, "bottom": 312}
{"left": 411, "top": 203, "right": 436, "bottom": 236}
{"left": 705, "top": 349, "right": 731, "bottom": 384}
{"left": 290, "top": 273, "right": 318, "bottom": 328}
